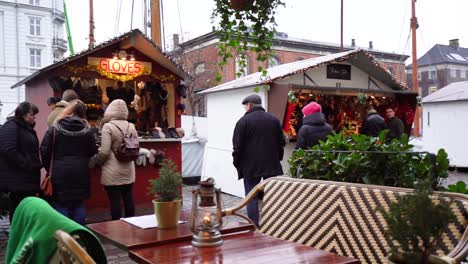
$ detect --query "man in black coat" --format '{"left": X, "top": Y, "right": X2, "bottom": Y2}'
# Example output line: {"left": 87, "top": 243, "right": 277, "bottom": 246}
{"left": 232, "top": 94, "right": 285, "bottom": 227}
{"left": 296, "top": 102, "right": 334, "bottom": 149}
{"left": 385, "top": 107, "right": 404, "bottom": 140}
{"left": 360, "top": 106, "right": 386, "bottom": 137}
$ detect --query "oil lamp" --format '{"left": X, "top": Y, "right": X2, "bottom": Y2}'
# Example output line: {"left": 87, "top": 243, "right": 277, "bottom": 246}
{"left": 190, "top": 178, "right": 223, "bottom": 247}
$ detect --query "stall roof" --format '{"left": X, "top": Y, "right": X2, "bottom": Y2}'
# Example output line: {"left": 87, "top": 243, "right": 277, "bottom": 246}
{"left": 199, "top": 49, "right": 409, "bottom": 95}
{"left": 11, "top": 29, "right": 190, "bottom": 88}
{"left": 422, "top": 81, "right": 468, "bottom": 103}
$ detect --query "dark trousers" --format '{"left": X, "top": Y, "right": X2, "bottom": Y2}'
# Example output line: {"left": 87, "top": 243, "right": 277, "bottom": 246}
{"left": 8, "top": 191, "right": 37, "bottom": 223}
{"left": 54, "top": 201, "right": 86, "bottom": 225}
{"left": 243, "top": 175, "right": 274, "bottom": 227}
{"left": 104, "top": 184, "right": 135, "bottom": 220}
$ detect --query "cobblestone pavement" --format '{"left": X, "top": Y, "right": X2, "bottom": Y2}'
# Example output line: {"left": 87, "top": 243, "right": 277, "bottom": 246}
{"left": 1, "top": 171, "right": 467, "bottom": 263}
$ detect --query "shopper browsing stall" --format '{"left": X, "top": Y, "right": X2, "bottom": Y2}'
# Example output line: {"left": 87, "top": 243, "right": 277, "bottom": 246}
{"left": 296, "top": 102, "right": 333, "bottom": 150}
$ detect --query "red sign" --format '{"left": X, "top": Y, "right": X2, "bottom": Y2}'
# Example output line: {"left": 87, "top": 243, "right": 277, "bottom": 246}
{"left": 88, "top": 57, "right": 152, "bottom": 74}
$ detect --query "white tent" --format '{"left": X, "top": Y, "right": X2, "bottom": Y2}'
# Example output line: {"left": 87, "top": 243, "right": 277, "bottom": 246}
{"left": 422, "top": 81, "right": 468, "bottom": 168}
{"left": 200, "top": 49, "right": 414, "bottom": 197}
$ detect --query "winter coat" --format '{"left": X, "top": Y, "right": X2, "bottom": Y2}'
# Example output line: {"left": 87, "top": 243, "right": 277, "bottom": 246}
{"left": 47, "top": 101, "right": 69, "bottom": 127}
{"left": 296, "top": 113, "right": 334, "bottom": 149}
{"left": 387, "top": 117, "right": 405, "bottom": 140}
{"left": 96, "top": 99, "right": 137, "bottom": 186}
{"left": 40, "top": 116, "right": 97, "bottom": 204}
{"left": 360, "top": 111, "right": 386, "bottom": 137}
{"left": 0, "top": 117, "right": 41, "bottom": 192}
{"left": 232, "top": 106, "right": 285, "bottom": 180}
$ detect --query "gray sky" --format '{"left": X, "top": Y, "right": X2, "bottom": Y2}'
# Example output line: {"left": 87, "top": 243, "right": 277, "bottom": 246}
{"left": 66, "top": 0, "right": 468, "bottom": 64}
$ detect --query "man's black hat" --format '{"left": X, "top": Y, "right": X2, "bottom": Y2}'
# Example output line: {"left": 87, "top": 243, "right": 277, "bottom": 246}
{"left": 241, "top": 94, "right": 262, "bottom": 105}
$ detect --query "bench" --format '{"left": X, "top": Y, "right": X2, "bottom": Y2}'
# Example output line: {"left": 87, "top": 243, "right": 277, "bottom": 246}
{"left": 223, "top": 177, "right": 468, "bottom": 264}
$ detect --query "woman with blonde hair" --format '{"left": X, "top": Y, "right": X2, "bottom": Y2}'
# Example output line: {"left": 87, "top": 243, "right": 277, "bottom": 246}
{"left": 96, "top": 99, "right": 137, "bottom": 220}
{"left": 40, "top": 100, "right": 97, "bottom": 224}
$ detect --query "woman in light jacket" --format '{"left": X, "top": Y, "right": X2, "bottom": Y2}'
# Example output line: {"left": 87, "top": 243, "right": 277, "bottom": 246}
{"left": 96, "top": 99, "right": 137, "bottom": 220}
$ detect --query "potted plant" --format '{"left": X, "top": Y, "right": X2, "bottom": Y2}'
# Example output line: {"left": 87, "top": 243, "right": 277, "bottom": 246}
{"left": 379, "top": 180, "right": 456, "bottom": 264}
{"left": 148, "top": 159, "right": 183, "bottom": 229}
{"left": 212, "top": 0, "right": 284, "bottom": 82}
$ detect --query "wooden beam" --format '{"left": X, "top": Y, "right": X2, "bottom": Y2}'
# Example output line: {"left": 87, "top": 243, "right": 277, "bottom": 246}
{"left": 151, "top": 0, "right": 162, "bottom": 47}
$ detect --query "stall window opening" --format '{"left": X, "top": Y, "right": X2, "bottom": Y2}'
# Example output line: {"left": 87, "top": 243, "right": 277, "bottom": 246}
{"left": 30, "top": 48, "right": 41, "bottom": 68}
{"left": 29, "top": 17, "right": 41, "bottom": 36}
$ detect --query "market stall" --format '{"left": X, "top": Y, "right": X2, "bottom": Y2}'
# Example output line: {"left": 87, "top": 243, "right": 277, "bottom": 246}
{"left": 11, "top": 29, "right": 190, "bottom": 209}
{"left": 199, "top": 49, "right": 417, "bottom": 197}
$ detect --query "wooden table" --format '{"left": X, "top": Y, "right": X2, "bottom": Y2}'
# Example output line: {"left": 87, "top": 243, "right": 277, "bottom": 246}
{"left": 87, "top": 210, "right": 254, "bottom": 250}
{"left": 128, "top": 232, "right": 359, "bottom": 264}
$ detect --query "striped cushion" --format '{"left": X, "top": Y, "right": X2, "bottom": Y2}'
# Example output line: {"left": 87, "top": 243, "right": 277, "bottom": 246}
{"left": 259, "top": 177, "right": 468, "bottom": 264}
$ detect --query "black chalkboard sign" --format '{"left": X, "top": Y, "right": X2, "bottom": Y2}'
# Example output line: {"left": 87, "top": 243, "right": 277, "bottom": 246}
{"left": 326, "top": 64, "right": 351, "bottom": 80}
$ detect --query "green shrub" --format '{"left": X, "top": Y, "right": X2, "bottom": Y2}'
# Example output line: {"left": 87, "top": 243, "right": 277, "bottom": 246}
{"left": 445, "top": 181, "right": 468, "bottom": 194}
{"left": 288, "top": 131, "right": 449, "bottom": 189}
{"left": 379, "top": 180, "right": 455, "bottom": 263}
{"left": 148, "top": 159, "right": 182, "bottom": 202}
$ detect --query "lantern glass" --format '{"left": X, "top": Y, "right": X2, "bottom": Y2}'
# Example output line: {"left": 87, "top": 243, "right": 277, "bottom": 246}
{"left": 190, "top": 178, "right": 224, "bottom": 247}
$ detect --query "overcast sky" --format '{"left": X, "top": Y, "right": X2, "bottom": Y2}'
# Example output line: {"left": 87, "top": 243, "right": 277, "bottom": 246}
{"left": 65, "top": 0, "right": 468, "bottom": 64}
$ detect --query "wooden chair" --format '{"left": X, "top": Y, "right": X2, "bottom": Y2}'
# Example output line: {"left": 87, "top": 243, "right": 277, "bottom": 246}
{"left": 53, "top": 230, "right": 96, "bottom": 264}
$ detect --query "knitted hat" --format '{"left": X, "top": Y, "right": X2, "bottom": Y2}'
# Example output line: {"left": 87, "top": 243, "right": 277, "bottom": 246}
{"left": 242, "top": 94, "right": 262, "bottom": 105}
{"left": 302, "top": 102, "right": 322, "bottom": 116}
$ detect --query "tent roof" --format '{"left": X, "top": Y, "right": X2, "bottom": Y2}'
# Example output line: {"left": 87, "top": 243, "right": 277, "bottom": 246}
{"left": 11, "top": 29, "right": 190, "bottom": 88}
{"left": 199, "top": 49, "right": 409, "bottom": 95}
{"left": 422, "top": 81, "right": 468, "bottom": 103}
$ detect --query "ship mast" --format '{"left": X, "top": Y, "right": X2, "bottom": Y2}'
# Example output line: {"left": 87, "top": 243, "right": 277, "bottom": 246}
{"left": 411, "top": 0, "right": 420, "bottom": 136}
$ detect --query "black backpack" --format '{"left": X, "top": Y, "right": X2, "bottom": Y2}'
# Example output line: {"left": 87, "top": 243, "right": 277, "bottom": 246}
{"left": 111, "top": 122, "right": 140, "bottom": 162}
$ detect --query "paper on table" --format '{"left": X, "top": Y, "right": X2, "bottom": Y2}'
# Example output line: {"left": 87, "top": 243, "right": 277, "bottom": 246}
{"left": 121, "top": 214, "right": 187, "bottom": 229}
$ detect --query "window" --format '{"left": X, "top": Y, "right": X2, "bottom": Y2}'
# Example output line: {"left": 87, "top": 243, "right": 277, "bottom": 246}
{"left": 450, "top": 68, "right": 457, "bottom": 78}
{"left": 461, "top": 70, "right": 467, "bottom": 79}
{"left": 417, "top": 72, "right": 421, "bottom": 80}
{"left": 429, "top": 70, "right": 437, "bottom": 80}
{"left": 235, "top": 55, "right": 249, "bottom": 78}
{"left": 29, "top": 0, "right": 40, "bottom": 5}
{"left": 268, "top": 57, "right": 280, "bottom": 67}
{"left": 429, "top": 86, "right": 437, "bottom": 94}
{"left": 194, "top": 63, "right": 205, "bottom": 75}
{"left": 30, "top": 48, "right": 41, "bottom": 68}
{"left": 29, "top": 17, "right": 41, "bottom": 36}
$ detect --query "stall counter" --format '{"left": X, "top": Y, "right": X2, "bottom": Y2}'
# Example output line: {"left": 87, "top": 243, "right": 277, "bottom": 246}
{"left": 85, "top": 139, "right": 182, "bottom": 211}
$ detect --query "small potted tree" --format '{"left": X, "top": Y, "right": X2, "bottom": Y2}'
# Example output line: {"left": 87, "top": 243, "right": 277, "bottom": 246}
{"left": 148, "top": 159, "right": 183, "bottom": 229}
{"left": 379, "top": 180, "right": 457, "bottom": 264}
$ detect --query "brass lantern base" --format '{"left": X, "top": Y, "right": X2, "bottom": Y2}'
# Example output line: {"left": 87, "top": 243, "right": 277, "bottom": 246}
{"left": 192, "top": 230, "right": 223, "bottom": 247}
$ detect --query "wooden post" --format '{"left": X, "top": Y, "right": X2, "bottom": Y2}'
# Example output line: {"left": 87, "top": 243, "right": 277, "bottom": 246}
{"left": 411, "top": 0, "right": 420, "bottom": 136}
{"left": 89, "top": 0, "right": 95, "bottom": 49}
{"left": 340, "top": 0, "right": 343, "bottom": 50}
{"left": 151, "top": 0, "right": 162, "bottom": 47}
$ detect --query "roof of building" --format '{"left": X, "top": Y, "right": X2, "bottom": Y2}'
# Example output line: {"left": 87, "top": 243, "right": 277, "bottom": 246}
{"left": 199, "top": 49, "right": 410, "bottom": 95}
{"left": 11, "top": 29, "right": 190, "bottom": 88}
{"left": 407, "top": 44, "right": 468, "bottom": 69}
{"left": 422, "top": 81, "right": 468, "bottom": 103}
{"left": 177, "top": 31, "right": 409, "bottom": 62}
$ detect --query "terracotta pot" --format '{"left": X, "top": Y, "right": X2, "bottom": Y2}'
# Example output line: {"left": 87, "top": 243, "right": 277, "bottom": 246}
{"left": 153, "top": 199, "right": 182, "bottom": 229}
{"left": 229, "top": 0, "right": 253, "bottom": 11}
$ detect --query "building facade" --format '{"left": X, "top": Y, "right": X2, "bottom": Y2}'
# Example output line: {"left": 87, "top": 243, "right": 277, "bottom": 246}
{"left": 172, "top": 32, "right": 409, "bottom": 116}
{"left": 0, "top": 0, "right": 67, "bottom": 119}
{"left": 406, "top": 39, "right": 468, "bottom": 98}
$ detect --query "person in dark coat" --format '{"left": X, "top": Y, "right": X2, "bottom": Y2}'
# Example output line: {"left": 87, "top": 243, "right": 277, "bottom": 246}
{"left": 41, "top": 101, "right": 97, "bottom": 224}
{"left": 232, "top": 94, "right": 285, "bottom": 227}
{"left": 296, "top": 102, "right": 333, "bottom": 149}
{"left": 360, "top": 106, "right": 386, "bottom": 137}
{"left": 385, "top": 107, "right": 404, "bottom": 140}
{"left": 0, "top": 102, "right": 41, "bottom": 222}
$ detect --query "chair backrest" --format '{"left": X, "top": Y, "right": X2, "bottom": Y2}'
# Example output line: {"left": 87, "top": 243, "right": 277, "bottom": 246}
{"left": 259, "top": 177, "right": 468, "bottom": 264}
{"left": 54, "top": 230, "right": 96, "bottom": 264}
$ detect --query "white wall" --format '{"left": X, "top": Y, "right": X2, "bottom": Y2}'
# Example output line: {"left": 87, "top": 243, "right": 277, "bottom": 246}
{"left": 276, "top": 63, "right": 391, "bottom": 91}
{"left": 423, "top": 101, "right": 468, "bottom": 167}
{"left": 202, "top": 87, "right": 268, "bottom": 197}
{"left": 181, "top": 115, "right": 208, "bottom": 139}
